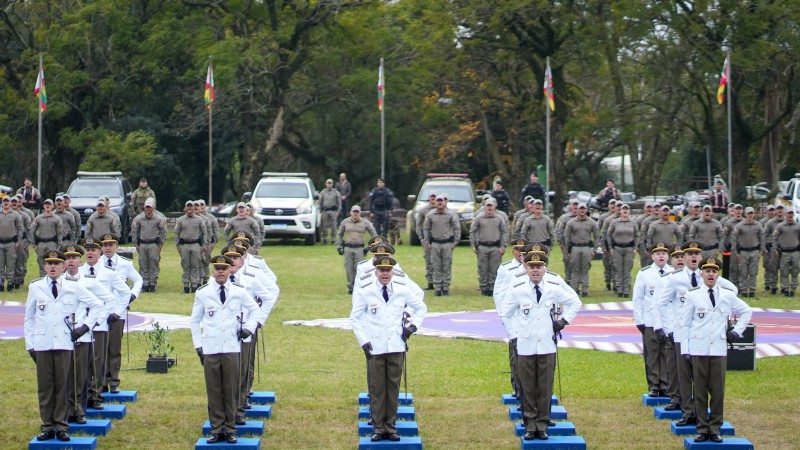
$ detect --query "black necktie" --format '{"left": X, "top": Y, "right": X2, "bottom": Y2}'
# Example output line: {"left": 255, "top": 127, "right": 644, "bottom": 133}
{"left": 659, "top": 269, "right": 664, "bottom": 276}
{"left": 51, "top": 280, "right": 58, "bottom": 298}
{"left": 230, "top": 275, "right": 235, "bottom": 283}
{"left": 106, "top": 258, "right": 112, "bottom": 268}
{"left": 709, "top": 289, "right": 715, "bottom": 307}
{"left": 89, "top": 266, "right": 95, "bottom": 276}
{"left": 535, "top": 285, "right": 542, "bottom": 303}
{"left": 382, "top": 285, "right": 389, "bottom": 303}
{"left": 220, "top": 286, "right": 226, "bottom": 304}
{"left": 691, "top": 273, "right": 698, "bottom": 288}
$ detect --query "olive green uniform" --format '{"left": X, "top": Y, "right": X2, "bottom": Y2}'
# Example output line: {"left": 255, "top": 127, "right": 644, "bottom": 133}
{"left": 416, "top": 204, "right": 436, "bottom": 287}
{"left": 130, "top": 187, "right": 156, "bottom": 215}
{"left": 635, "top": 213, "right": 651, "bottom": 267}
{"left": 200, "top": 213, "right": 219, "bottom": 281}
{"left": 469, "top": 212, "right": 508, "bottom": 293}
{"left": 646, "top": 219, "right": 683, "bottom": 251}
{"left": 731, "top": 220, "right": 764, "bottom": 296}
{"left": 423, "top": 208, "right": 460, "bottom": 293}
{"left": 599, "top": 212, "right": 619, "bottom": 288}
{"left": 318, "top": 188, "right": 342, "bottom": 244}
{"left": 722, "top": 217, "right": 743, "bottom": 285}
{"left": 13, "top": 207, "right": 32, "bottom": 287}
{"left": 0, "top": 209, "right": 23, "bottom": 287}
{"left": 174, "top": 214, "right": 207, "bottom": 290}
{"left": 608, "top": 218, "right": 640, "bottom": 296}
{"left": 54, "top": 209, "right": 77, "bottom": 246}
{"left": 688, "top": 218, "right": 724, "bottom": 259}
{"left": 85, "top": 213, "right": 121, "bottom": 242}
{"left": 555, "top": 212, "right": 576, "bottom": 285}
{"left": 132, "top": 210, "right": 168, "bottom": 290}
{"left": 224, "top": 216, "right": 261, "bottom": 249}
{"left": 762, "top": 217, "right": 783, "bottom": 291}
{"left": 772, "top": 221, "right": 800, "bottom": 295}
{"left": 32, "top": 214, "right": 63, "bottom": 276}
{"left": 564, "top": 216, "right": 599, "bottom": 294}
{"left": 520, "top": 214, "right": 555, "bottom": 247}
{"left": 337, "top": 217, "right": 377, "bottom": 291}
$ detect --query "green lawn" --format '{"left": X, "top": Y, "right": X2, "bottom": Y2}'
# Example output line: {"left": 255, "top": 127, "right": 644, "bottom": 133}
{"left": 1, "top": 234, "right": 798, "bottom": 449}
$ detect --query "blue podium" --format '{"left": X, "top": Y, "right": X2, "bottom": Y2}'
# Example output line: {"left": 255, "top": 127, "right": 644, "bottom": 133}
{"left": 85, "top": 404, "right": 126, "bottom": 419}
{"left": 503, "top": 394, "right": 558, "bottom": 405}
{"left": 358, "top": 436, "right": 423, "bottom": 450}
{"left": 102, "top": 390, "right": 138, "bottom": 403}
{"left": 359, "top": 392, "right": 413, "bottom": 405}
{"left": 641, "top": 394, "right": 671, "bottom": 406}
{"left": 509, "top": 406, "right": 567, "bottom": 421}
{"left": 358, "top": 421, "right": 419, "bottom": 436}
{"left": 28, "top": 437, "right": 97, "bottom": 449}
{"left": 671, "top": 421, "right": 735, "bottom": 436}
{"left": 68, "top": 419, "right": 112, "bottom": 436}
{"left": 243, "top": 405, "right": 272, "bottom": 419}
{"left": 195, "top": 437, "right": 260, "bottom": 449}
{"left": 683, "top": 437, "right": 753, "bottom": 449}
{"left": 654, "top": 407, "right": 710, "bottom": 420}
{"left": 514, "top": 422, "right": 576, "bottom": 437}
{"left": 520, "top": 435, "right": 586, "bottom": 449}
{"left": 359, "top": 406, "right": 415, "bottom": 421}
{"left": 203, "top": 421, "right": 264, "bottom": 436}
{"left": 249, "top": 391, "right": 275, "bottom": 404}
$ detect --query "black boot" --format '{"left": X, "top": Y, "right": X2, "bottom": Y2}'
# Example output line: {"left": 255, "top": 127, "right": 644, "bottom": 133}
{"left": 184, "top": 286, "right": 190, "bottom": 294}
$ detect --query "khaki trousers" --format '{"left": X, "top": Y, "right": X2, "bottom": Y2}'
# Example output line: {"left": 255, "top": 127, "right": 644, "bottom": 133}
{"left": 430, "top": 242, "right": 454, "bottom": 291}
{"left": 179, "top": 243, "right": 202, "bottom": 286}
{"left": 736, "top": 250, "right": 759, "bottom": 295}
{"left": 518, "top": 353, "right": 555, "bottom": 433}
{"left": 692, "top": 356, "right": 727, "bottom": 435}
{"left": 204, "top": 352, "right": 239, "bottom": 435}
{"left": 644, "top": 327, "right": 668, "bottom": 391}
{"left": 138, "top": 243, "right": 161, "bottom": 287}
{"left": 612, "top": 246, "right": 635, "bottom": 295}
{"left": 343, "top": 247, "right": 362, "bottom": 290}
{"left": 67, "top": 343, "right": 91, "bottom": 417}
{"left": 89, "top": 331, "right": 108, "bottom": 404}
{"left": 368, "top": 352, "right": 404, "bottom": 435}
{"left": 568, "top": 246, "right": 592, "bottom": 293}
{"left": 476, "top": 245, "right": 502, "bottom": 291}
{"left": 0, "top": 241, "right": 16, "bottom": 284}
{"left": 106, "top": 319, "right": 124, "bottom": 390}
{"left": 780, "top": 251, "right": 800, "bottom": 292}
{"left": 35, "top": 350, "right": 72, "bottom": 432}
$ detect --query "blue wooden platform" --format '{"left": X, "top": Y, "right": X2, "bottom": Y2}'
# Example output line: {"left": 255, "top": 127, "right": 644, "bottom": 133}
{"left": 671, "top": 421, "right": 735, "bottom": 436}
{"left": 68, "top": 419, "right": 112, "bottom": 436}
{"left": 243, "top": 405, "right": 272, "bottom": 419}
{"left": 503, "top": 394, "right": 558, "bottom": 405}
{"left": 358, "top": 421, "right": 419, "bottom": 436}
{"left": 358, "top": 436, "right": 423, "bottom": 450}
{"left": 358, "top": 406, "right": 415, "bottom": 420}
{"left": 509, "top": 406, "right": 567, "bottom": 421}
{"left": 654, "top": 407, "right": 710, "bottom": 420}
{"left": 28, "top": 437, "right": 97, "bottom": 449}
{"left": 249, "top": 391, "right": 275, "bottom": 404}
{"left": 683, "top": 437, "right": 753, "bottom": 449}
{"left": 85, "top": 404, "right": 126, "bottom": 419}
{"left": 195, "top": 437, "right": 260, "bottom": 449}
{"left": 359, "top": 392, "right": 413, "bottom": 405}
{"left": 102, "top": 390, "right": 138, "bottom": 403}
{"left": 203, "top": 421, "right": 264, "bottom": 436}
{"left": 520, "top": 435, "right": 586, "bottom": 449}
{"left": 514, "top": 422, "right": 576, "bottom": 437}
{"left": 641, "top": 393, "right": 671, "bottom": 406}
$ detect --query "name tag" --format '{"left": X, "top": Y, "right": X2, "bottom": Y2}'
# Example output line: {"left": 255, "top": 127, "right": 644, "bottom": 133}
{"left": 679, "top": 291, "right": 686, "bottom": 303}
{"left": 37, "top": 298, "right": 47, "bottom": 311}
{"left": 522, "top": 303, "right": 532, "bottom": 315}
{"left": 648, "top": 285, "right": 655, "bottom": 296}
{"left": 206, "top": 305, "right": 216, "bottom": 317}
{"left": 369, "top": 303, "right": 378, "bottom": 314}
{"left": 697, "top": 307, "right": 707, "bottom": 318}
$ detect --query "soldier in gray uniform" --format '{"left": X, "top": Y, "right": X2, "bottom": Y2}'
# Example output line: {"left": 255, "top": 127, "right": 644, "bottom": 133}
{"left": 85, "top": 198, "right": 121, "bottom": 242}
{"left": 639, "top": 202, "right": 662, "bottom": 265}
{"left": 337, "top": 205, "right": 377, "bottom": 294}
{"left": 424, "top": 192, "right": 460, "bottom": 296}
{"left": 61, "top": 194, "right": 82, "bottom": 240}
{"left": 512, "top": 198, "right": 537, "bottom": 240}
{"left": 636, "top": 202, "right": 653, "bottom": 267}
{"left": 760, "top": 204, "right": 775, "bottom": 228}
{"left": 599, "top": 199, "right": 620, "bottom": 291}
{"left": 32, "top": 199, "right": 64, "bottom": 277}
{"left": 245, "top": 203, "right": 264, "bottom": 254}
{"left": 318, "top": 179, "right": 342, "bottom": 244}
{"left": 54, "top": 196, "right": 77, "bottom": 246}
{"left": 224, "top": 202, "right": 262, "bottom": 247}
{"left": 647, "top": 205, "right": 684, "bottom": 250}
{"left": 175, "top": 200, "right": 208, "bottom": 293}
{"left": 731, "top": 207, "right": 764, "bottom": 297}
{"left": 564, "top": 203, "right": 599, "bottom": 296}
{"left": 11, "top": 195, "right": 32, "bottom": 289}
{"left": 721, "top": 204, "right": 744, "bottom": 286}
{"left": 132, "top": 198, "right": 167, "bottom": 292}
{"left": 416, "top": 193, "right": 438, "bottom": 290}
{"left": 519, "top": 199, "right": 555, "bottom": 246}
{"left": 556, "top": 200, "right": 579, "bottom": 286}
{"left": 470, "top": 197, "right": 508, "bottom": 296}
{"left": 0, "top": 196, "right": 23, "bottom": 291}
{"left": 512, "top": 196, "right": 534, "bottom": 237}
{"left": 772, "top": 209, "right": 800, "bottom": 297}
{"left": 763, "top": 204, "right": 784, "bottom": 294}
{"left": 679, "top": 202, "right": 703, "bottom": 238}
{"left": 196, "top": 200, "right": 219, "bottom": 284}
{"left": 608, "top": 204, "right": 640, "bottom": 297}
{"left": 688, "top": 205, "right": 724, "bottom": 260}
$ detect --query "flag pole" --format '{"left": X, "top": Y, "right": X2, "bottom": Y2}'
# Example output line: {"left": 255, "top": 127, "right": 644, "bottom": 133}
{"left": 37, "top": 54, "right": 43, "bottom": 193}
{"left": 208, "top": 57, "right": 213, "bottom": 204}
{"left": 726, "top": 52, "right": 732, "bottom": 200}
{"left": 545, "top": 57, "right": 551, "bottom": 205}
{"left": 380, "top": 58, "right": 385, "bottom": 180}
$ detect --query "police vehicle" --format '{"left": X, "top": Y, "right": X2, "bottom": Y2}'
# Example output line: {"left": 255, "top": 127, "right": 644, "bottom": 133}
{"left": 243, "top": 172, "right": 321, "bottom": 245}
{"left": 66, "top": 171, "right": 133, "bottom": 243}
{"left": 406, "top": 173, "right": 478, "bottom": 245}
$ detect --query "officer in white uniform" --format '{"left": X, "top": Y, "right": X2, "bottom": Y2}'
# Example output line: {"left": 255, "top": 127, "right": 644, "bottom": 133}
{"left": 500, "top": 253, "right": 581, "bottom": 441}
{"left": 231, "top": 232, "right": 277, "bottom": 283}
{"left": 681, "top": 257, "right": 751, "bottom": 444}
{"left": 24, "top": 250, "right": 104, "bottom": 442}
{"left": 350, "top": 256, "right": 427, "bottom": 442}
{"left": 354, "top": 242, "right": 421, "bottom": 300}
{"left": 493, "top": 239, "right": 529, "bottom": 400}
{"left": 191, "top": 255, "right": 264, "bottom": 444}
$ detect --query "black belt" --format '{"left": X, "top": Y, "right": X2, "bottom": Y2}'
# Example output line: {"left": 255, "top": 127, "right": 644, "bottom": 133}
{"left": 0, "top": 236, "right": 18, "bottom": 243}
{"left": 36, "top": 236, "right": 57, "bottom": 243}
{"left": 570, "top": 242, "right": 592, "bottom": 247}
{"left": 138, "top": 238, "right": 160, "bottom": 244}
{"left": 343, "top": 243, "right": 364, "bottom": 248}
{"left": 322, "top": 206, "right": 338, "bottom": 211}
{"left": 613, "top": 241, "right": 635, "bottom": 248}
{"left": 737, "top": 246, "right": 760, "bottom": 252}
{"left": 432, "top": 237, "right": 455, "bottom": 244}
{"left": 780, "top": 246, "right": 800, "bottom": 253}
{"left": 179, "top": 239, "right": 200, "bottom": 245}
{"left": 478, "top": 240, "right": 501, "bottom": 247}
{"left": 533, "top": 239, "right": 552, "bottom": 246}
{"left": 701, "top": 243, "right": 718, "bottom": 250}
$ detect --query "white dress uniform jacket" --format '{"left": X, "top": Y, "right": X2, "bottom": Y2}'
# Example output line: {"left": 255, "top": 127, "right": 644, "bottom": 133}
{"left": 632, "top": 263, "right": 669, "bottom": 327}
{"left": 25, "top": 275, "right": 104, "bottom": 351}
{"left": 104, "top": 254, "right": 143, "bottom": 319}
{"left": 230, "top": 270, "right": 279, "bottom": 342}
{"left": 71, "top": 272, "right": 116, "bottom": 343}
{"left": 681, "top": 285, "right": 752, "bottom": 356}
{"left": 353, "top": 264, "right": 422, "bottom": 302}
{"left": 244, "top": 254, "right": 277, "bottom": 283}
{"left": 501, "top": 279, "right": 581, "bottom": 356}
{"left": 350, "top": 278, "right": 427, "bottom": 356}
{"left": 78, "top": 263, "right": 131, "bottom": 332}
{"left": 191, "top": 281, "right": 265, "bottom": 355}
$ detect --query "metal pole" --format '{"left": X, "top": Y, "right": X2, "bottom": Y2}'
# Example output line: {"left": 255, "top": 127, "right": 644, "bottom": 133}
{"left": 545, "top": 57, "right": 551, "bottom": 209}
{"left": 380, "top": 58, "right": 385, "bottom": 180}
{"left": 37, "top": 54, "right": 43, "bottom": 193}
{"left": 706, "top": 143, "right": 712, "bottom": 188}
{"left": 208, "top": 72, "right": 213, "bottom": 205}
{"left": 726, "top": 52, "right": 733, "bottom": 201}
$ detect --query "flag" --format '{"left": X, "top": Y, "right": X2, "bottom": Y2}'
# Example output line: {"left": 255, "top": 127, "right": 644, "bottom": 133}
{"left": 717, "top": 54, "right": 729, "bottom": 105}
{"left": 204, "top": 63, "right": 215, "bottom": 109}
{"left": 34, "top": 63, "right": 47, "bottom": 112}
{"left": 377, "top": 61, "right": 384, "bottom": 111}
{"left": 543, "top": 60, "right": 555, "bottom": 111}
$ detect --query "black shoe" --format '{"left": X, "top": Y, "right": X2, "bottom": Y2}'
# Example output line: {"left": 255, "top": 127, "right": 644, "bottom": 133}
{"left": 89, "top": 401, "right": 104, "bottom": 410}
{"left": 426, "top": 283, "right": 434, "bottom": 290}
{"left": 605, "top": 283, "right": 611, "bottom": 291}
{"left": 523, "top": 431, "right": 536, "bottom": 440}
{"left": 243, "top": 401, "right": 252, "bottom": 409}
{"left": 709, "top": 434, "right": 723, "bottom": 443}
{"left": 56, "top": 431, "right": 70, "bottom": 441}
{"left": 184, "top": 287, "right": 190, "bottom": 294}
{"left": 151, "top": 285, "right": 157, "bottom": 292}
{"left": 190, "top": 286, "right": 198, "bottom": 293}
{"left": 648, "top": 389, "right": 659, "bottom": 397}
{"left": 385, "top": 433, "right": 400, "bottom": 441}
{"left": 548, "top": 421, "right": 556, "bottom": 427}
{"left": 37, "top": 430, "right": 55, "bottom": 441}
{"left": 76, "top": 415, "right": 87, "bottom": 424}
{"left": 367, "top": 418, "right": 374, "bottom": 426}
{"left": 771, "top": 288, "right": 777, "bottom": 295}
{"left": 110, "top": 386, "right": 120, "bottom": 394}
{"left": 536, "top": 431, "right": 549, "bottom": 440}
{"left": 6, "top": 284, "right": 12, "bottom": 292}
{"left": 207, "top": 433, "right": 224, "bottom": 444}
{"left": 67, "top": 416, "right": 77, "bottom": 423}
{"left": 347, "top": 288, "right": 353, "bottom": 294}
{"left": 676, "top": 416, "right": 697, "bottom": 426}
{"left": 749, "top": 292, "right": 755, "bottom": 298}
{"left": 371, "top": 433, "right": 385, "bottom": 442}
{"left": 617, "top": 293, "right": 623, "bottom": 298}
{"left": 0, "top": 284, "right": 4, "bottom": 291}
{"left": 434, "top": 290, "right": 442, "bottom": 297}
{"left": 225, "top": 433, "right": 238, "bottom": 444}
{"left": 442, "top": 290, "right": 449, "bottom": 296}
{"left": 694, "top": 433, "right": 709, "bottom": 442}
{"left": 582, "top": 291, "right": 588, "bottom": 297}
{"left": 659, "top": 389, "right": 668, "bottom": 397}
{"left": 664, "top": 403, "right": 680, "bottom": 411}
{"left": 235, "top": 416, "right": 246, "bottom": 425}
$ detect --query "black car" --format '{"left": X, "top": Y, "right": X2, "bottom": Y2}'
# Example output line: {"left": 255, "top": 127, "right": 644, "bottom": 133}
{"left": 66, "top": 171, "right": 134, "bottom": 244}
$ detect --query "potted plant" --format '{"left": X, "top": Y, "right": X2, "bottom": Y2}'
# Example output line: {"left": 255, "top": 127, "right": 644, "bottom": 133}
{"left": 143, "top": 322, "right": 175, "bottom": 373}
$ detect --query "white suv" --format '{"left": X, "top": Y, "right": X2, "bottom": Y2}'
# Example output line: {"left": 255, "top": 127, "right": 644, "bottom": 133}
{"left": 244, "top": 172, "right": 321, "bottom": 245}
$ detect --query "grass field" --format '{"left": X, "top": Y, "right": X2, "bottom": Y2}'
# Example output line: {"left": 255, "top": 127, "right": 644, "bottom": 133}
{"left": 1, "top": 233, "right": 799, "bottom": 449}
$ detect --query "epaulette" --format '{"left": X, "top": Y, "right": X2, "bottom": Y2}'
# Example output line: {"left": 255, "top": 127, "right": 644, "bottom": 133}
{"left": 546, "top": 269, "right": 556, "bottom": 275}
{"left": 721, "top": 286, "right": 734, "bottom": 292}
{"left": 501, "top": 260, "right": 515, "bottom": 266}
{"left": 197, "top": 283, "right": 209, "bottom": 291}
{"left": 65, "top": 275, "right": 78, "bottom": 282}
{"left": 31, "top": 276, "right": 44, "bottom": 283}
{"left": 666, "top": 269, "right": 680, "bottom": 276}
{"left": 84, "top": 274, "right": 96, "bottom": 279}
{"left": 688, "top": 286, "right": 701, "bottom": 291}
{"left": 359, "top": 272, "right": 373, "bottom": 281}
{"left": 513, "top": 281, "right": 526, "bottom": 288}
{"left": 251, "top": 255, "right": 263, "bottom": 260}
{"left": 232, "top": 281, "right": 244, "bottom": 288}
{"left": 639, "top": 264, "right": 651, "bottom": 272}
{"left": 546, "top": 280, "right": 559, "bottom": 286}
{"left": 515, "top": 272, "right": 527, "bottom": 277}
{"left": 242, "top": 271, "right": 255, "bottom": 277}
{"left": 363, "top": 267, "right": 376, "bottom": 275}
{"left": 118, "top": 255, "right": 131, "bottom": 262}
{"left": 357, "top": 259, "right": 370, "bottom": 266}
{"left": 105, "top": 266, "right": 116, "bottom": 271}
{"left": 393, "top": 278, "right": 406, "bottom": 286}
{"left": 392, "top": 269, "right": 406, "bottom": 277}
{"left": 360, "top": 281, "right": 371, "bottom": 289}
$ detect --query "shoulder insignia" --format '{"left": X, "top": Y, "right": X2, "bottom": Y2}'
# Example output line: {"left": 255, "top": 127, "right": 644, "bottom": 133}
{"left": 65, "top": 276, "right": 78, "bottom": 282}
{"left": 118, "top": 255, "right": 131, "bottom": 262}
{"left": 688, "top": 286, "right": 701, "bottom": 292}
{"left": 515, "top": 271, "right": 527, "bottom": 277}
{"left": 251, "top": 255, "right": 263, "bottom": 260}
{"left": 546, "top": 280, "right": 559, "bottom": 286}
{"left": 501, "top": 260, "right": 515, "bottom": 266}
{"left": 357, "top": 260, "right": 370, "bottom": 266}
{"left": 31, "top": 276, "right": 44, "bottom": 283}
{"left": 546, "top": 269, "right": 556, "bottom": 275}
{"left": 721, "top": 286, "right": 734, "bottom": 292}
{"left": 243, "top": 272, "right": 255, "bottom": 278}
{"left": 359, "top": 273, "right": 373, "bottom": 280}
{"left": 197, "top": 284, "right": 209, "bottom": 291}
{"left": 360, "top": 282, "right": 371, "bottom": 289}
{"left": 392, "top": 279, "right": 406, "bottom": 286}
{"left": 513, "top": 281, "right": 526, "bottom": 288}
{"left": 392, "top": 269, "right": 406, "bottom": 277}
{"left": 84, "top": 273, "right": 96, "bottom": 279}
{"left": 104, "top": 266, "right": 116, "bottom": 271}
{"left": 232, "top": 281, "right": 244, "bottom": 288}
{"left": 639, "top": 264, "right": 651, "bottom": 272}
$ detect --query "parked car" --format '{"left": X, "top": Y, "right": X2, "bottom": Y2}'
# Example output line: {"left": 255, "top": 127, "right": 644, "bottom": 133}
{"left": 66, "top": 171, "right": 134, "bottom": 243}
{"left": 243, "top": 172, "right": 321, "bottom": 245}
{"left": 406, "top": 173, "right": 478, "bottom": 245}
{"left": 776, "top": 173, "right": 800, "bottom": 214}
